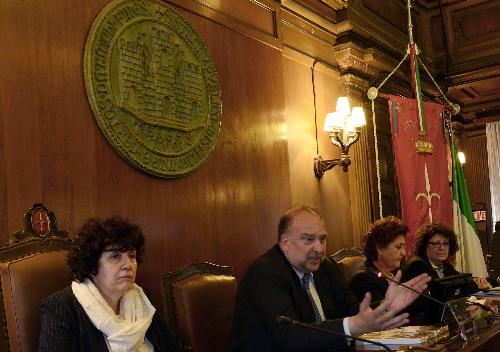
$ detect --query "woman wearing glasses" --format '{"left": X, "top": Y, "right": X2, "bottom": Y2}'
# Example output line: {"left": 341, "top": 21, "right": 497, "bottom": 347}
{"left": 403, "top": 222, "right": 491, "bottom": 323}
{"left": 404, "top": 222, "right": 491, "bottom": 290}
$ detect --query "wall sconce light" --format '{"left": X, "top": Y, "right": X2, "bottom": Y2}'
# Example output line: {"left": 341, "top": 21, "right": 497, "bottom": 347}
{"left": 314, "top": 96, "right": 366, "bottom": 177}
{"left": 458, "top": 151, "right": 466, "bottom": 165}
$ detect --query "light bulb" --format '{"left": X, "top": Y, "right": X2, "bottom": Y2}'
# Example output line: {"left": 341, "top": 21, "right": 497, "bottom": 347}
{"left": 345, "top": 117, "right": 357, "bottom": 133}
{"left": 458, "top": 151, "right": 466, "bottom": 164}
{"left": 324, "top": 112, "right": 344, "bottom": 131}
{"left": 350, "top": 107, "right": 366, "bottom": 127}
{"left": 336, "top": 97, "right": 351, "bottom": 116}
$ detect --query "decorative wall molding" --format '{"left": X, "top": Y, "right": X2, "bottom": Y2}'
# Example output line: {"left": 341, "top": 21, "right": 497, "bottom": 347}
{"left": 282, "top": 45, "right": 341, "bottom": 75}
{"left": 280, "top": 1, "right": 338, "bottom": 66}
{"left": 338, "top": 73, "right": 369, "bottom": 99}
{"left": 166, "top": 0, "right": 282, "bottom": 50}
{"left": 282, "top": 0, "right": 340, "bottom": 34}
{"left": 338, "top": 0, "right": 412, "bottom": 56}
{"left": 333, "top": 44, "right": 382, "bottom": 78}
{"left": 320, "top": 0, "right": 348, "bottom": 11}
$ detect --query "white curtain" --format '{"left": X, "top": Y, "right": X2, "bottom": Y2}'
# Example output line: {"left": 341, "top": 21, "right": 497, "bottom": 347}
{"left": 486, "top": 121, "right": 500, "bottom": 226}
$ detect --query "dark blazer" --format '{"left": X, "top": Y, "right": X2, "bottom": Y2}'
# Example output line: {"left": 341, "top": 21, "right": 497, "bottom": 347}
{"left": 38, "top": 287, "right": 186, "bottom": 352}
{"left": 402, "top": 255, "right": 478, "bottom": 324}
{"left": 349, "top": 261, "right": 388, "bottom": 305}
{"left": 403, "top": 255, "right": 462, "bottom": 281}
{"left": 489, "top": 229, "right": 500, "bottom": 278}
{"left": 228, "top": 245, "right": 359, "bottom": 352}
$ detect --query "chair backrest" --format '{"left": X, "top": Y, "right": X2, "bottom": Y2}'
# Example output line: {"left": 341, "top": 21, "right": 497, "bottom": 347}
{"left": 330, "top": 247, "right": 364, "bottom": 262}
{"left": 330, "top": 247, "right": 366, "bottom": 285}
{"left": 0, "top": 203, "right": 72, "bottom": 352}
{"left": 160, "top": 262, "right": 237, "bottom": 352}
{"left": 337, "top": 256, "right": 366, "bottom": 285}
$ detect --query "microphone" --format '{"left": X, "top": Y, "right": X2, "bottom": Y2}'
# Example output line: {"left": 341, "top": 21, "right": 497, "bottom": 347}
{"left": 367, "top": 267, "right": 447, "bottom": 307}
{"left": 276, "top": 316, "right": 392, "bottom": 352}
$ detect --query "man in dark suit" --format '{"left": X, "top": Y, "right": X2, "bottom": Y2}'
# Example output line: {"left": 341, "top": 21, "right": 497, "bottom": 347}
{"left": 228, "top": 205, "right": 430, "bottom": 351}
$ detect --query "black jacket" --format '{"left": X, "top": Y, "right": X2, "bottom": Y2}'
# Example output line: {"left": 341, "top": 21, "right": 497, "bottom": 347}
{"left": 402, "top": 255, "right": 478, "bottom": 324}
{"left": 403, "top": 255, "right": 462, "bottom": 281}
{"left": 228, "top": 245, "right": 359, "bottom": 352}
{"left": 349, "top": 260, "right": 389, "bottom": 305}
{"left": 489, "top": 229, "right": 500, "bottom": 278}
{"left": 38, "top": 287, "right": 185, "bottom": 352}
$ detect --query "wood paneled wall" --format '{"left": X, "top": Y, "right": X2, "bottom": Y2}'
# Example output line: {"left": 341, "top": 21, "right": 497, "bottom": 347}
{"left": 0, "top": 0, "right": 359, "bottom": 307}
{"left": 283, "top": 56, "right": 353, "bottom": 252}
{"left": 461, "top": 128, "right": 492, "bottom": 248}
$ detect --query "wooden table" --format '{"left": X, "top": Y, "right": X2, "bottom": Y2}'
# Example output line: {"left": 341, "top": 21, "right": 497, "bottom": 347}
{"left": 443, "top": 321, "right": 500, "bottom": 352}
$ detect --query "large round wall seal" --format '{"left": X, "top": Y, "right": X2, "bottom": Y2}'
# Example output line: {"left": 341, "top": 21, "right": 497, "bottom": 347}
{"left": 84, "top": 0, "right": 221, "bottom": 178}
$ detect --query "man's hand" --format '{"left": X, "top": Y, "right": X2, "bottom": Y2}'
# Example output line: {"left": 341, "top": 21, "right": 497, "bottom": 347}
{"left": 383, "top": 271, "right": 431, "bottom": 313}
{"left": 473, "top": 277, "right": 492, "bottom": 291}
{"left": 347, "top": 271, "right": 430, "bottom": 336}
{"left": 348, "top": 292, "right": 410, "bottom": 336}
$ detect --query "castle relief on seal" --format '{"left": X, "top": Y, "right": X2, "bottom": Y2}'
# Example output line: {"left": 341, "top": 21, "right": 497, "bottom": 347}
{"left": 84, "top": 0, "right": 221, "bottom": 178}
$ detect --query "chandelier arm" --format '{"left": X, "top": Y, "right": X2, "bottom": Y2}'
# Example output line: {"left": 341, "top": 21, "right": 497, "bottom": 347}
{"left": 330, "top": 138, "right": 343, "bottom": 149}
{"left": 343, "top": 132, "right": 360, "bottom": 151}
{"left": 314, "top": 156, "right": 342, "bottom": 177}
{"left": 330, "top": 132, "right": 345, "bottom": 149}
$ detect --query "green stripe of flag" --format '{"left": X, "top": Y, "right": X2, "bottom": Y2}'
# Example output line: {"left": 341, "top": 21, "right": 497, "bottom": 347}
{"left": 450, "top": 130, "right": 487, "bottom": 276}
{"left": 410, "top": 44, "right": 425, "bottom": 135}
{"left": 451, "top": 137, "right": 478, "bottom": 233}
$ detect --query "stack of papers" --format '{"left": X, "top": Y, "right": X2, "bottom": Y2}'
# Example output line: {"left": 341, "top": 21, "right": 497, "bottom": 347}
{"left": 473, "top": 286, "right": 500, "bottom": 298}
{"left": 357, "top": 325, "right": 448, "bottom": 346}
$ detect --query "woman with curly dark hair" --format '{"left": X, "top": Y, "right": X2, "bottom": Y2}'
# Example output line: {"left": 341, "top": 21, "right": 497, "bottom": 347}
{"left": 38, "top": 217, "right": 185, "bottom": 352}
{"left": 404, "top": 221, "right": 490, "bottom": 290}
{"left": 349, "top": 216, "right": 408, "bottom": 305}
{"left": 402, "top": 221, "right": 491, "bottom": 324}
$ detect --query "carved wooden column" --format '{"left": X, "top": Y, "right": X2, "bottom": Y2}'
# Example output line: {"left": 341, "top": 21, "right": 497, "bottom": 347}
{"left": 338, "top": 73, "right": 372, "bottom": 246}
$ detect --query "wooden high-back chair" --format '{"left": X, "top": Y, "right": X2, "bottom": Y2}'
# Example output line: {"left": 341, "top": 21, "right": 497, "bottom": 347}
{"left": 160, "top": 262, "right": 237, "bottom": 352}
{"left": 0, "top": 203, "right": 72, "bottom": 352}
{"left": 330, "top": 247, "right": 366, "bottom": 285}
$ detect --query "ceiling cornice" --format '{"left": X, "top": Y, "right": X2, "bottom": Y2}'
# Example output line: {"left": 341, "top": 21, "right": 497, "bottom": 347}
{"left": 320, "top": 0, "right": 348, "bottom": 10}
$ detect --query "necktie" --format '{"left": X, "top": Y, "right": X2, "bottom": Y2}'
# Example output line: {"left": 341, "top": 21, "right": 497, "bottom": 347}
{"left": 435, "top": 265, "right": 445, "bottom": 278}
{"left": 302, "top": 273, "right": 321, "bottom": 323}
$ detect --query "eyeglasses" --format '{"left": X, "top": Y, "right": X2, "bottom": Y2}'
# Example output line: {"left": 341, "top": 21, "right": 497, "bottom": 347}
{"left": 428, "top": 241, "right": 449, "bottom": 248}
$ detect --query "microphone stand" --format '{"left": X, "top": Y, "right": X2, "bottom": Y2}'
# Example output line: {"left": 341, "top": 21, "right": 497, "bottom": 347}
{"left": 366, "top": 267, "right": 448, "bottom": 307}
{"left": 369, "top": 268, "right": 500, "bottom": 343}
{"left": 371, "top": 268, "right": 499, "bottom": 316}
{"left": 276, "top": 316, "right": 392, "bottom": 352}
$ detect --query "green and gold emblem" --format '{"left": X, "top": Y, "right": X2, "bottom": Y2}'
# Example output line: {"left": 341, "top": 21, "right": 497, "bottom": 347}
{"left": 84, "top": 0, "right": 221, "bottom": 178}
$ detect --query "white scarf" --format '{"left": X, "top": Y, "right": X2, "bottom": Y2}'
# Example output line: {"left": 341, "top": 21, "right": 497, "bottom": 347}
{"left": 72, "top": 279, "right": 155, "bottom": 352}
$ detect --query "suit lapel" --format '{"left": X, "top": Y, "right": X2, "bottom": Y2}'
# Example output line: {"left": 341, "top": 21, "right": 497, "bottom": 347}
{"left": 284, "top": 261, "right": 318, "bottom": 323}
{"left": 293, "top": 271, "right": 317, "bottom": 322}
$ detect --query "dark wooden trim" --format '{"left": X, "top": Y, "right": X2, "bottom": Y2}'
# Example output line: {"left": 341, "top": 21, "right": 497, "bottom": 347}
{"left": 0, "top": 203, "right": 71, "bottom": 351}
{"left": 165, "top": 0, "right": 282, "bottom": 50}
{"left": 0, "top": 281, "right": 10, "bottom": 352}
{"left": 473, "top": 115, "right": 500, "bottom": 126}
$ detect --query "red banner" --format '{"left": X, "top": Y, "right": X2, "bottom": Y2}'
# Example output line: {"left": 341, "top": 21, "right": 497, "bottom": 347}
{"left": 388, "top": 95, "right": 452, "bottom": 255}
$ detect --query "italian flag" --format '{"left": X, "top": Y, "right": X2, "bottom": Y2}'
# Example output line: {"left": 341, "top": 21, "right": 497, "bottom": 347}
{"left": 451, "top": 136, "right": 488, "bottom": 277}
